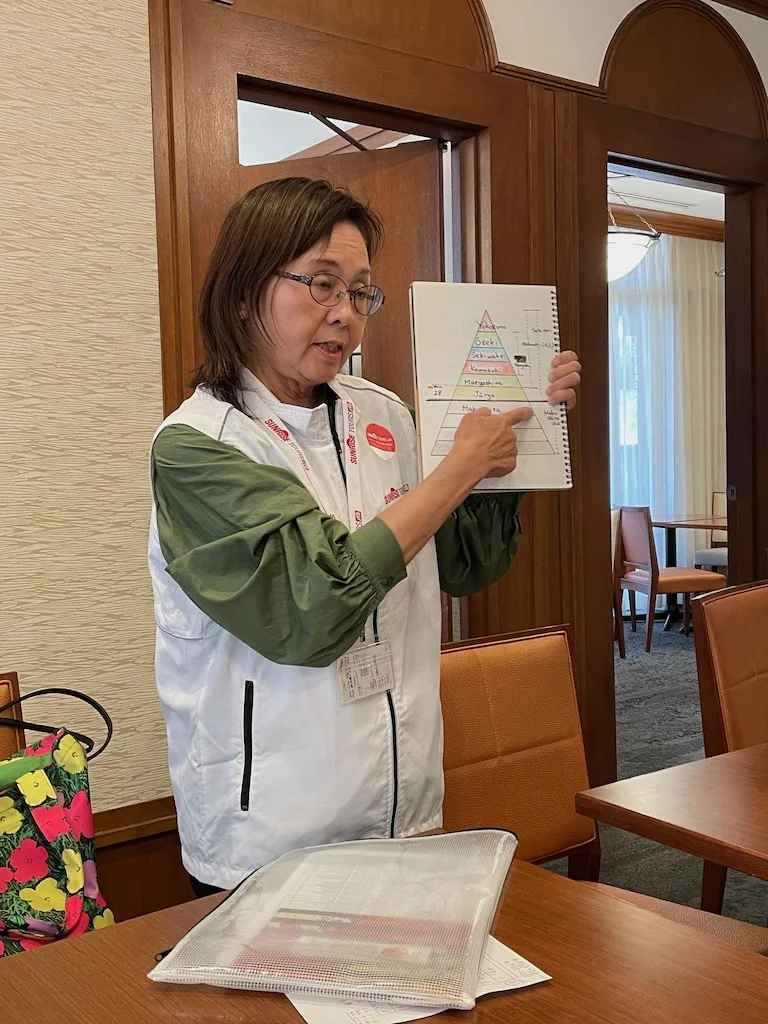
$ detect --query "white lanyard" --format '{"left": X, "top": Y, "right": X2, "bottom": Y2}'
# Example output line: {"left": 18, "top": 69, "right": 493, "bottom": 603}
{"left": 246, "top": 382, "right": 365, "bottom": 534}
{"left": 246, "top": 382, "right": 391, "bottom": 694}
{"left": 246, "top": 383, "right": 377, "bottom": 647}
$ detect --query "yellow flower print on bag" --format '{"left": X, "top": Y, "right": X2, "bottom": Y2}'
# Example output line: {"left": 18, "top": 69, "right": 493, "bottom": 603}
{"left": 93, "top": 908, "right": 115, "bottom": 930}
{"left": 53, "top": 734, "right": 86, "bottom": 775}
{"left": 0, "top": 796, "right": 23, "bottom": 836}
{"left": 19, "top": 877, "right": 67, "bottom": 913}
{"left": 62, "top": 849, "right": 84, "bottom": 893}
{"left": 16, "top": 769, "right": 57, "bottom": 807}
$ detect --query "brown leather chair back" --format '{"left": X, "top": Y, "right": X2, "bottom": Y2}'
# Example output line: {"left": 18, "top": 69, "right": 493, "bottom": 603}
{"left": 618, "top": 505, "right": 658, "bottom": 576}
{"left": 440, "top": 628, "right": 596, "bottom": 863}
{"left": 693, "top": 582, "right": 768, "bottom": 755}
{"left": 0, "top": 672, "right": 26, "bottom": 761}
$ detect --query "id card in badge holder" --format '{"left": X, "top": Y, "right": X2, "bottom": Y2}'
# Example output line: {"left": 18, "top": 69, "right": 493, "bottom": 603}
{"left": 338, "top": 640, "right": 395, "bottom": 705}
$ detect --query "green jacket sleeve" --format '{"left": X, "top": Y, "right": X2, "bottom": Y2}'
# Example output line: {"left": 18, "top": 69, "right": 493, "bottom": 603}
{"left": 403, "top": 405, "right": 525, "bottom": 598}
{"left": 435, "top": 492, "right": 525, "bottom": 598}
{"left": 152, "top": 424, "right": 406, "bottom": 669}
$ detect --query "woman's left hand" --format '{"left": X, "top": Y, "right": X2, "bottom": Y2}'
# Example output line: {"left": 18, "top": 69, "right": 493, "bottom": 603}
{"left": 546, "top": 351, "right": 581, "bottom": 410}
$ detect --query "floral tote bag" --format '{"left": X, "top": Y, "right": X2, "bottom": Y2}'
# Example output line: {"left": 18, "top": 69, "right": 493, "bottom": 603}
{"left": 0, "top": 688, "right": 113, "bottom": 957}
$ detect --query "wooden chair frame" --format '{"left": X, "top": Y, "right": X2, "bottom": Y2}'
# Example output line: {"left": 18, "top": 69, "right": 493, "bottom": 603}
{"left": 0, "top": 671, "right": 26, "bottom": 759}
{"left": 693, "top": 581, "right": 768, "bottom": 914}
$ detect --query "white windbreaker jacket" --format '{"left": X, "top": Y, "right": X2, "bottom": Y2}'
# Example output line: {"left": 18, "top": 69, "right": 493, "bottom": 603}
{"left": 148, "top": 373, "right": 444, "bottom": 888}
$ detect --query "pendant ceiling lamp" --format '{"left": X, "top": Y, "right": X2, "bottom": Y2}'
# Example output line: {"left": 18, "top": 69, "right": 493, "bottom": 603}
{"left": 607, "top": 186, "right": 661, "bottom": 283}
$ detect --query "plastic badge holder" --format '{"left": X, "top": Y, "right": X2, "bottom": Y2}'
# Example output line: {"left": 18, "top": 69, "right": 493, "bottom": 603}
{"left": 149, "top": 830, "right": 518, "bottom": 1010}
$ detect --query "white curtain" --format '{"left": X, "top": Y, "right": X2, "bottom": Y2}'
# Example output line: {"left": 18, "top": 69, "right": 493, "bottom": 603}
{"left": 609, "top": 234, "right": 726, "bottom": 598}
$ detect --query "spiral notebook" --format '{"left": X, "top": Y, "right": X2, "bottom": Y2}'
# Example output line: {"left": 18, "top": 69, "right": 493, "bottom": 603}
{"left": 410, "top": 282, "right": 572, "bottom": 492}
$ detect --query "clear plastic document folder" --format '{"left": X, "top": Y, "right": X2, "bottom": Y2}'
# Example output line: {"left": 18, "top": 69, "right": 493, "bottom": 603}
{"left": 149, "top": 830, "right": 518, "bottom": 1010}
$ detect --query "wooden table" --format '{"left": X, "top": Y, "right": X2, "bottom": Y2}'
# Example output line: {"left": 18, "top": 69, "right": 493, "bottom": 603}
{"left": 576, "top": 744, "right": 768, "bottom": 880}
{"left": 652, "top": 513, "right": 728, "bottom": 628}
{"left": 2, "top": 860, "right": 767, "bottom": 1023}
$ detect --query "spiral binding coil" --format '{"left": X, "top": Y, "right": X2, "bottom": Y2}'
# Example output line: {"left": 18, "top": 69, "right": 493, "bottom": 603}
{"left": 550, "top": 288, "right": 572, "bottom": 488}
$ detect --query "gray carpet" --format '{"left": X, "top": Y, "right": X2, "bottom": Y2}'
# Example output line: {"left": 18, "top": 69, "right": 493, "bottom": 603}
{"left": 548, "top": 623, "right": 767, "bottom": 925}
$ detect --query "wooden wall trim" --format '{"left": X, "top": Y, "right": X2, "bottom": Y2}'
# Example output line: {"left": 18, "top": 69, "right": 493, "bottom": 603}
{"left": 148, "top": 0, "right": 186, "bottom": 415}
{"left": 716, "top": 0, "right": 768, "bottom": 17}
{"left": 493, "top": 62, "right": 605, "bottom": 99}
{"left": 609, "top": 205, "right": 725, "bottom": 242}
{"left": 95, "top": 796, "right": 177, "bottom": 849}
{"left": 466, "top": 0, "right": 498, "bottom": 73}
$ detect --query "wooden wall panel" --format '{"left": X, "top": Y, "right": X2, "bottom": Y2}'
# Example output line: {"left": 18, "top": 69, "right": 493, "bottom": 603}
{"left": 97, "top": 832, "right": 192, "bottom": 923}
{"left": 602, "top": 0, "right": 768, "bottom": 139}
{"left": 234, "top": 0, "right": 493, "bottom": 72}
{"left": 467, "top": 83, "right": 567, "bottom": 641}
{"left": 95, "top": 798, "right": 193, "bottom": 922}
{"left": 563, "top": 93, "right": 618, "bottom": 782}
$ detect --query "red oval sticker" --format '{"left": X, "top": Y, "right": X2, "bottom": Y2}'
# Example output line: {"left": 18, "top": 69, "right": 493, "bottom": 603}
{"left": 366, "top": 423, "right": 396, "bottom": 456}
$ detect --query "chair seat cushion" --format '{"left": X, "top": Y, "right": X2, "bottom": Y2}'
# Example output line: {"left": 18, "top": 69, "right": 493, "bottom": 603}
{"left": 585, "top": 883, "right": 768, "bottom": 955}
{"left": 694, "top": 547, "right": 729, "bottom": 567}
{"left": 622, "top": 567, "right": 726, "bottom": 593}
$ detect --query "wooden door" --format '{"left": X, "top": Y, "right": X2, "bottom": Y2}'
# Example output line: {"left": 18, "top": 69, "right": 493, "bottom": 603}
{"left": 239, "top": 140, "right": 443, "bottom": 404}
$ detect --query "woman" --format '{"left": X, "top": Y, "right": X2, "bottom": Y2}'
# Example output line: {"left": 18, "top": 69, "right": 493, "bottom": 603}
{"left": 148, "top": 177, "right": 581, "bottom": 895}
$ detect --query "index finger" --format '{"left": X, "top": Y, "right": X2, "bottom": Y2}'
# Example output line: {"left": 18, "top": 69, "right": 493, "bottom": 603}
{"left": 500, "top": 405, "right": 534, "bottom": 426}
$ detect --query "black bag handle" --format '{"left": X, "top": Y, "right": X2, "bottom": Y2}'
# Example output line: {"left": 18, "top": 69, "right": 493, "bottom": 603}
{"left": 0, "top": 687, "right": 113, "bottom": 761}
{"left": 0, "top": 718, "right": 96, "bottom": 756}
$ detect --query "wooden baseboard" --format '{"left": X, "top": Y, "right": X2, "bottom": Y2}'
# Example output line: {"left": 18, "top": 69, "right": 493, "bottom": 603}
{"left": 95, "top": 795, "right": 177, "bottom": 848}
{"left": 94, "top": 796, "right": 193, "bottom": 921}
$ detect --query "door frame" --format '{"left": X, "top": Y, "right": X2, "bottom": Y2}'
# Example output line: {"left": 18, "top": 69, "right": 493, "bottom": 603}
{"left": 572, "top": 95, "right": 768, "bottom": 598}
{"left": 148, "top": 1, "right": 533, "bottom": 411}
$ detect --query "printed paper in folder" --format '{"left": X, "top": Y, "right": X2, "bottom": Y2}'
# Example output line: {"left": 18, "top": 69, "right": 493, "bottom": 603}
{"left": 149, "top": 830, "right": 518, "bottom": 1010}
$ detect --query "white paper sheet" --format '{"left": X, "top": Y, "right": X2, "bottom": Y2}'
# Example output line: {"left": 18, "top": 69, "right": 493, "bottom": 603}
{"left": 410, "top": 282, "right": 572, "bottom": 492}
{"left": 287, "top": 936, "right": 551, "bottom": 1024}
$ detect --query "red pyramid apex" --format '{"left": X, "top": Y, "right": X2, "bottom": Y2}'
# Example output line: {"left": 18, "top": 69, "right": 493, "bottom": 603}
{"left": 478, "top": 310, "right": 495, "bottom": 330}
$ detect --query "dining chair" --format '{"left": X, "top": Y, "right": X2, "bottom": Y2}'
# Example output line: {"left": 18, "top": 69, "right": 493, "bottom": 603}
{"left": 440, "top": 627, "right": 768, "bottom": 953}
{"left": 441, "top": 627, "right": 600, "bottom": 879}
{"left": 0, "top": 670, "right": 26, "bottom": 760}
{"left": 693, "top": 581, "right": 768, "bottom": 914}
{"left": 694, "top": 491, "right": 728, "bottom": 573}
{"left": 615, "top": 506, "right": 726, "bottom": 652}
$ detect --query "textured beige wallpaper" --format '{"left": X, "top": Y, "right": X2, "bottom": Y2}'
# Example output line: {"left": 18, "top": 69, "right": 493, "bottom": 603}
{"left": 0, "top": 2, "right": 169, "bottom": 810}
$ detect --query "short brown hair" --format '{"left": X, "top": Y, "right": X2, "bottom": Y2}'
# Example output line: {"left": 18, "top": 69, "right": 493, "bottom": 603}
{"left": 193, "top": 177, "right": 383, "bottom": 411}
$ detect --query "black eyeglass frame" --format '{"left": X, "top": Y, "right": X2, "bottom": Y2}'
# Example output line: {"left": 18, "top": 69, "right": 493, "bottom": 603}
{"left": 278, "top": 271, "right": 386, "bottom": 316}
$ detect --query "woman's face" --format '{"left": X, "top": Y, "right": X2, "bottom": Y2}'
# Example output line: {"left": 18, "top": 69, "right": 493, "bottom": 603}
{"left": 253, "top": 221, "right": 370, "bottom": 392}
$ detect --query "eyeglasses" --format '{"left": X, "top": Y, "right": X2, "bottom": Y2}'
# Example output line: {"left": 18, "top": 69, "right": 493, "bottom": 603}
{"left": 278, "top": 272, "right": 386, "bottom": 317}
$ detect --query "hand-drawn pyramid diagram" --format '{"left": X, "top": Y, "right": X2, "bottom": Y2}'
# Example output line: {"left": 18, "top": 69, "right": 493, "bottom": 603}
{"left": 431, "top": 311, "right": 556, "bottom": 457}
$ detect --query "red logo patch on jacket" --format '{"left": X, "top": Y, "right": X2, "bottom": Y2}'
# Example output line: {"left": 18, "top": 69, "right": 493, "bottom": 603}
{"left": 366, "top": 424, "right": 396, "bottom": 452}
{"left": 366, "top": 424, "right": 396, "bottom": 461}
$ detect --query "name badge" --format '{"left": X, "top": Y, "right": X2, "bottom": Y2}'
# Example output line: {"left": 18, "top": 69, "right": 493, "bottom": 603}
{"left": 338, "top": 640, "right": 395, "bottom": 705}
